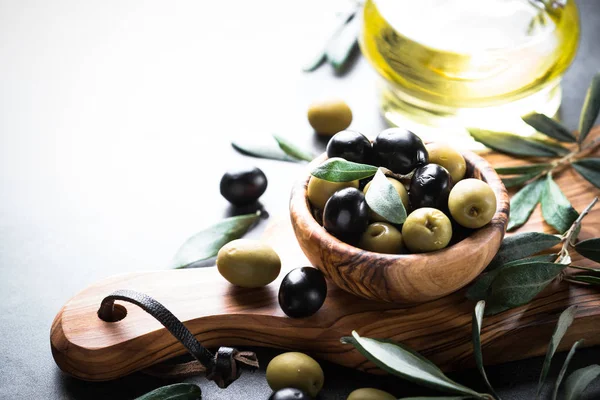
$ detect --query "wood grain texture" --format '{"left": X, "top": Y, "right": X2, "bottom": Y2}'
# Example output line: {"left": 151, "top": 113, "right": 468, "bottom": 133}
{"left": 51, "top": 128, "right": 600, "bottom": 382}
{"left": 290, "top": 150, "right": 510, "bottom": 303}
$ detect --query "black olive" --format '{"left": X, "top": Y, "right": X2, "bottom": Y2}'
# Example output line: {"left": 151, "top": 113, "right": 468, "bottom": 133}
{"left": 373, "top": 128, "right": 428, "bottom": 174}
{"left": 326, "top": 130, "right": 373, "bottom": 164}
{"left": 219, "top": 167, "right": 267, "bottom": 206}
{"left": 409, "top": 164, "right": 452, "bottom": 210}
{"left": 278, "top": 267, "right": 327, "bottom": 318}
{"left": 268, "top": 388, "right": 312, "bottom": 400}
{"left": 323, "top": 187, "right": 369, "bottom": 239}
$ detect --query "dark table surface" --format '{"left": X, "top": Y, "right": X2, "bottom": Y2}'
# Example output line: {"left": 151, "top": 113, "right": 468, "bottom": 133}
{"left": 1, "top": 1, "right": 599, "bottom": 399}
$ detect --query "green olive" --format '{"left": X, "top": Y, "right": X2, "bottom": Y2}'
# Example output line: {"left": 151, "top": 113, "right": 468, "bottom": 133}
{"left": 347, "top": 388, "right": 396, "bottom": 400}
{"left": 448, "top": 178, "right": 497, "bottom": 228}
{"left": 358, "top": 222, "right": 403, "bottom": 254}
{"left": 307, "top": 175, "right": 359, "bottom": 210}
{"left": 426, "top": 143, "right": 467, "bottom": 183}
{"left": 266, "top": 352, "right": 324, "bottom": 397}
{"left": 307, "top": 99, "right": 353, "bottom": 136}
{"left": 401, "top": 208, "right": 452, "bottom": 253}
{"left": 216, "top": 239, "right": 281, "bottom": 288}
{"left": 363, "top": 177, "right": 409, "bottom": 222}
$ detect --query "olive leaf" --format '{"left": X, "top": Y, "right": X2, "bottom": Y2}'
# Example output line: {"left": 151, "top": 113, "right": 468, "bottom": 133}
{"left": 507, "top": 179, "right": 546, "bottom": 231}
{"left": 503, "top": 254, "right": 558, "bottom": 267}
{"left": 325, "top": 12, "right": 359, "bottom": 71}
{"left": 341, "top": 331, "right": 487, "bottom": 399}
{"left": 495, "top": 163, "right": 552, "bottom": 175}
{"left": 485, "top": 262, "right": 567, "bottom": 315}
{"left": 570, "top": 264, "right": 600, "bottom": 273}
{"left": 365, "top": 169, "right": 407, "bottom": 224}
{"left": 563, "top": 364, "right": 600, "bottom": 400}
{"left": 574, "top": 238, "right": 600, "bottom": 263}
{"left": 169, "top": 212, "right": 261, "bottom": 269}
{"left": 572, "top": 158, "right": 600, "bottom": 189}
{"left": 536, "top": 305, "right": 578, "bottom": 398}
{"left": 552, "top": 339, "right": 585, "bottom": 400}
{"left": 486, "top": 232, "right": 561, "bottom": 271}
{"left": 231, "top": 140, "right": 299, "bottom": 163}
{"left": 541, "top": 174, "right": 579, "bottom": 234}
{"left": 273, "top": 134, "right": 315, "bottom": 162}
{"left": 311, "top": 158, "right": 378, "bottom": 182}
{"left": 134, "top": 383, "right": 202, "bottom": 400}
{"left": 578, "top": 72, "right": 600, "bottom": 144}
{"left": 472, "top": 301, "right": 500, "bottom": 400}
{"left": 469, "top": 128, "right": 568, "bottom": 158}
{"left": 522, "top": 113, "right": 576, "bottom": 143}
{"left": 566, "top": 275, "right": 600, "bottom": 285}
{"left": 501, "top": 172, "right": 541, "bottom": 188}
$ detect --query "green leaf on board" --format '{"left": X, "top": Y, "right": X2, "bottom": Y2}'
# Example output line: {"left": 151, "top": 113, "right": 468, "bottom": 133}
{"left": 501, "top": 172, "right": 541, "bottom": 188}
{"left": 169, "top": 212, "right": 261, "bottom": 269}
{"left": 365, "top": 169, "right": 407, "bottom": 224}
{"left": 231, "top": 140, "right": 298, "bottom": 162}
{"left": 574, "top": 238, "right": 600, "bottom": 263}
{"left": 311, "top": 158, "right": 378, "bottom": 182}
{"left": 529, "top": 136, "right": 570, "bottom": 156}
{"left": 340, "top": 332, "right": 486, "bottom": 398}
{"left": 572, "top": 158, "right": 600, "bottom": 189}
{"left": 522, "top": 113, "right": 576, "bottom": 143}
{"left": 469, "top": 128, "right": 568, "bottom": 158}
{"left": 537, "top": 305, "right": 578, "bottom": 398}
{"left": 578, "top": 72, "right": 600, "bottom": 143}
{"left": 503, "top": 254, "right": 558, "bottom": 267}
{"left": 495, "top": 163, "right": 552, "bottom": 175}
{"left": 272, "top": 134, "right": 315, "bottom": 162}
{"left": 540, "top": 174, "right": 579, "bottom": 234}
{"left": 486, "top": 232, "right": 561, "bottom": 271}
{"left": 325, "top": 13, "right": 359, "bottom": 71}
{"left": 134, "top": 383, "right": 202, "bottom": 400}
{"left": 507, "top": 179, "right": 546, "bottom": 231}
{"left": 552, "top": 339, "right": 585, "bottom": 400}
{"left": 485, "top": 262, "right": 567, "bottom": 315}
{"left": 472, "top": 301, "right": 500, "bottom": 399}
{"left": 566, "top": 275, "right": 600, "bottom": 285}
{"left": 564, "top": 364, "right": 600, "bottom": 400}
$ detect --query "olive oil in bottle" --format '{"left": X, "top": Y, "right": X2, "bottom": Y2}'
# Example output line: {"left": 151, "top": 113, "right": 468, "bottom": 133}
{"left": 360, "top": 0, "right": 580, "bottom": 149}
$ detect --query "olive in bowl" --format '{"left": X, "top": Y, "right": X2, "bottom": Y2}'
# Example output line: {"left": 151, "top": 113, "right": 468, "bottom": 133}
{"left": 373, "top": 128, "right": 428, "bottom": 174}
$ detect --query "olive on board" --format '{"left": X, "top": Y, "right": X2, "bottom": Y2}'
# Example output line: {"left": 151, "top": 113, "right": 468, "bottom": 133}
{"left": 279, "top": 267, "right": 327, "bottom": 318}
{"left": 307, "top": 175, "right": 359, "bottom": 210}
{"left": 426, "top": 143, "right": 467, "bottom": 183}
{"left": 363, "top": 177, "right": 409, "bottom": 222}
{"left": 216, "top": 239, "right": 281, "bottom": 288}
{"left": 409, "top": 164, "right": 452, "bottom": 210}
{"left": 326, "top": 130, "right": 373, "bottom": 164}
{"left": 373, "top": 128, "right": 428, "bottom": 174}
{"left": 358, "top": 223, "right": 403, "bottom": 254}
{"left": 268, "top": 387, "right": 312, "bottom": 400}
{"left": 307, "top": 99, "right": 353, "bottom": 136}
{"left": 220, "top": 166, "right": 267, "bottom": 206}
{"left": 347, "top": 388, "right": 396, "bottom": 400}
{"left": 266, "top": 352, "right": 324, "bottom": 398}
{"left": 448, "top": 178, "right": 497, "bottom": 228}
{"left": 323, "top": 187, "right": 369, "bottom": 239}
{"left": 402, "top": 208, "right": 452, "bottom": 253}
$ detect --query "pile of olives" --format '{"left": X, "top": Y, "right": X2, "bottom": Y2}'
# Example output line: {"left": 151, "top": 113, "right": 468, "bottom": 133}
{"left": 308, "top": 129, "right": 497, "bottom": 254}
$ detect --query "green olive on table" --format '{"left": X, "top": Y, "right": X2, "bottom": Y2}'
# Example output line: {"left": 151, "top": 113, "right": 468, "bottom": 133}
{"left": 448, "top": 178, "right": 497, "bottom": 228}
{"left": 363, "top": 177, "right": 409, "bottom": 222}
{"left": 426, "top": 143, "right": 467, "bottom": 183}
{"left": 266, "top": 352, "right": 324, "bottom": 398}
{"left": 307, "top": 99, "right": 353, "bottom": 136}
{"left": 358, "top": 222, "right": 403, "bottom": 254}
{"left": 216, "top": 239, "right": 281, "bottom": 288}
{"left": 401, "top": 208, "right": 452, "bottom": 253}
{"left": 307, "top": 175, "right": 359, "bottom": 210}
{"left": 347, "top": 388, "right": 396, "bottom": 400}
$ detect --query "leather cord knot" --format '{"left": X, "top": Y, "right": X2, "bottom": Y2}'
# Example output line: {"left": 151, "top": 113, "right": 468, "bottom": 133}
{"left": 97, "top": 289, "right": 258, "bottom": 388}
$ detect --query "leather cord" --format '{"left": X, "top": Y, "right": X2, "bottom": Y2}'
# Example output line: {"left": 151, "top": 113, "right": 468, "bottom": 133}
{"left": 97, "top": 289, "right": 258, "bottom": 388}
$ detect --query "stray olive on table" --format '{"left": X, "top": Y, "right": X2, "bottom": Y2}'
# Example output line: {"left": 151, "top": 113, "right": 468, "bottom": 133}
{"left": 220, "top": 166, "right": 267, "bottom": 206}
{"left": 266, "top": 352, "right": 325, "bottom": 398}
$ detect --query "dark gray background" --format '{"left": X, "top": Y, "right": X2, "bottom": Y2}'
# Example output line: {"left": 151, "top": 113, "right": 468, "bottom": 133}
{"left": 1, "top": 1, "right": 599, "bottom": 399}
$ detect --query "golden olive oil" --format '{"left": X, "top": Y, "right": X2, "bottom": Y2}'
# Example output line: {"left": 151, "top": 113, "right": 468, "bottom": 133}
{"left": 360, "top": 0, "right": 580, "bottom": 148}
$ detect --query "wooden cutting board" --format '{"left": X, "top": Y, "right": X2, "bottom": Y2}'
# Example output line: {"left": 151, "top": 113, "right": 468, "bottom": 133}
{"left": 51, "top": 129, "right": 600, "bottom": 382}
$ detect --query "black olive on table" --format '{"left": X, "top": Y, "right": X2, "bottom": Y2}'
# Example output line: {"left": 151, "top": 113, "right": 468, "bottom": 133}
{"left": 373, "top": 128, "right": 428, "bottom": 174}
{"left": 409, "top": 163, "right": 452, "bottom": 210}
{"left": 326, "top": 130, "right": 373, "bottom": 164}
{"left": 323, "top": 187, "right": 369, "bottom": 239}
{"left": 219, "top": 166, "right": 267, "bottom": 206}
{"left": 278, "top": 267, "right": 327, "bottom": 318}
{"left": 268, "top": 387, "right": 312, "bottom": 400}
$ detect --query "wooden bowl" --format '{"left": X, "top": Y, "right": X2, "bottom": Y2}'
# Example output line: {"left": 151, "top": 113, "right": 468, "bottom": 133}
{"left": 289, "top": 150, "right": 510, "bottom": 303}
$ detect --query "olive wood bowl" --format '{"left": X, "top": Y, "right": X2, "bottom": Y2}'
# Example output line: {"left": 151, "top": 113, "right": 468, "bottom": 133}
{"left": 289, "top": 150, "right": 510, "bottom": 303}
